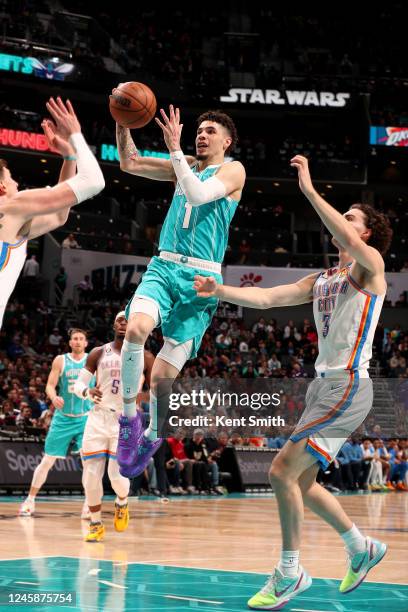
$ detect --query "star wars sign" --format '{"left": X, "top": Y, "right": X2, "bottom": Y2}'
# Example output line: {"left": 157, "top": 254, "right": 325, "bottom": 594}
{"left": 220, "top": 89, "right": 350, "bottom": 107}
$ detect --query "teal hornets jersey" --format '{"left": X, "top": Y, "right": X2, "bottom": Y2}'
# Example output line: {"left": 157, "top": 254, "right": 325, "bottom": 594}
{"left": 159, "top": 164, "right": 239, "bottom": 263}
{"left": 58, "top": 353, "right": 93, "bottom": 416}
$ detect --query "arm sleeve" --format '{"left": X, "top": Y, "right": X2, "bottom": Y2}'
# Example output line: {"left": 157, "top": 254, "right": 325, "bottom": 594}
{"left": 73, "top": 368, "right": 94, "bottom": 399}
{"left": 170, "top": 150, "right": 226, "bottom": 206}
{"left": 65, "top": 133, "right": 105, "bottom": 203}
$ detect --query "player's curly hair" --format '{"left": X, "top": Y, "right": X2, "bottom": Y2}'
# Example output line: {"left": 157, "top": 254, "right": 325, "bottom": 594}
{"left": 197, "top": 110, "right": 238, "bottom": 153}
{"left": 0, "top": 159, "right": 8, "bottom": 179}
{"left": 350, "top": 203, "right": 393, "bottom": 255}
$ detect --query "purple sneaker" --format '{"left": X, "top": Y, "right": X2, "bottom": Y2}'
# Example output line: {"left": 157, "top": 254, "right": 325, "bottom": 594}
{"left": 119, "top": 436, "right": 163, "bottom": 479}
{"left": 117, "top": 413, "right": 144, "bottom": 468}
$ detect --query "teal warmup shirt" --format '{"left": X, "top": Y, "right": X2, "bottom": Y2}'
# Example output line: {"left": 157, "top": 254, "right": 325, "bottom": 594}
{"left": 159, "top": 163, "right": 238, "bottom": 262}
{"left": 59, "top": 353, "right": 93, "bottom": 415}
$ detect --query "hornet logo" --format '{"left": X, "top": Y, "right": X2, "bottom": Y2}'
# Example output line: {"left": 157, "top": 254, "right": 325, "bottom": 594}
{"left": 29, "top": 57, "right": 74, "bottom": 81}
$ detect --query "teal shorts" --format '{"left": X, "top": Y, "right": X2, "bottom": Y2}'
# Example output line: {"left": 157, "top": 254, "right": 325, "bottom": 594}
{"left": 44, "top": 411, "right": 88, "bottom": 458}
{"left": 125, "top": 256, "right": 222, "bottom": 358}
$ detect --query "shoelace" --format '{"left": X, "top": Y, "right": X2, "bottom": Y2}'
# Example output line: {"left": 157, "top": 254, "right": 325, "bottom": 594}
{"left": 120, "top": 426, "right": 131, "bottom": 441}
{"left": 116, "top": 505, "right": 127, "bottom": 518}
{"left": 260, "top": 570, "right": 279, "bottom": 595}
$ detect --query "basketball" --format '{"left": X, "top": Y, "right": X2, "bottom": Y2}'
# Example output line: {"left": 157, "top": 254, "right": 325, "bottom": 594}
{"left": 109, "top": 81, "right": 157, "bottom": 129}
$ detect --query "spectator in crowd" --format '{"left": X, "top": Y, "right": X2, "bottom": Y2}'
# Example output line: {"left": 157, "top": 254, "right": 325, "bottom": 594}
{"left": 167, "top": 428, "right": 196, "bottom": 493}
{"left": 185, "top": 429, "right": 223, "bottom": 494}
{"left": 16, "top": 403, "right": 34, "bottom": 428}
{"left": 47, "top": 327, "right": 63, "bottom": 354}
{"left": 78, "top": 275, "right": 93, "bottom": 303}
{"left": 23, "top": 255, "right": 40, "bottom": 278}
{"left": 62, "top": 233, "right": 81, "bottom": 249}
{"left": 38, "top": 403, "right": 55, "bottom": 430}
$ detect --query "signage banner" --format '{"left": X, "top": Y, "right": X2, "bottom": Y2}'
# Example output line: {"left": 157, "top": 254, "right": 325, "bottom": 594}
{"left": 370, "top": 126, "right": 408, "bottom": 147}
{"left": 220, "top": 89, "right": 351, "bottom": 107}
{"left": 0, "top": 53, "right": 74, "bottom": 80}
{"left": 234, "top": 449, "right": 277, "bottom": 487}
{"left": 0, "top": 442, "right": 82, "bottom": 486}
{"left": 61, "top": 249, "right": 150, "bottom": 302}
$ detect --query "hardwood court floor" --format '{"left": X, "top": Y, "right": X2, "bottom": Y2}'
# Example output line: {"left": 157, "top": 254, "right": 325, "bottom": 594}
{"left": 0, "top": 492, "right": 406, "bottom": 611}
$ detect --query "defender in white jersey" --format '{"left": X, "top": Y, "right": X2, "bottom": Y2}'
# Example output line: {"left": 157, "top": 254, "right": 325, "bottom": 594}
{"left": 0, "top": 98, "right": 104, "bottom": 328}
{"left": 74, "top": 312, "right": 154, "bottom": 542}
{"left": 195, "top": 155, "right": 393, "bottom": 609}
{"left": 114, "top": 102, "right": 245, "bottom": 478}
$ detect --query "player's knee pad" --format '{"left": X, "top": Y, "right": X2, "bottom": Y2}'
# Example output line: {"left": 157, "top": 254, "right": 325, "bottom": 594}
{"left": 108, "top": 459, "right": 130, "bottom": 498}
{"left": 129, "top": 297, "right": 160, "bottom": 328}
{"left": 82, "top": 458, "right": 105, "bottom": 503}
{"left": 31, "top": 454, "right": 57, "bottom": 489}
{"left": 156, "top": 338, "right": 193, "bottom": 372}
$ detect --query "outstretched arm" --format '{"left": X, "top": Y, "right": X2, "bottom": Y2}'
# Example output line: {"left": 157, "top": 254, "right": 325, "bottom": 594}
{"left": 156, "top": 105, "right": 245, "bottom": 204}
{"left": 194, "top": 272, "right": 318, "bottom": 309}
{"left": 27, "top": 119, "right": 77, "bottom": 239}
{"left": 7, "top": 98, "right": 104, "bottom": 222}
{"left": 291, "top": 155, "right": 384, "bottom": 275}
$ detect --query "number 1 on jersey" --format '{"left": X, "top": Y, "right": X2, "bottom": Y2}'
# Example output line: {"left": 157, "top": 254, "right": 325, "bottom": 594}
{"left": 182, "top": 203, "right": 192, "bottom": 229}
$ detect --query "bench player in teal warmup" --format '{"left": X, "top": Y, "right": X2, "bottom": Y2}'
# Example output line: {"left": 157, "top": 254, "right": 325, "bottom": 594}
{"left": 19, "top": 329, "right": 95, "bottom": 517}
{"left": 115, "top": 103, "right": 245, "bottom": 477}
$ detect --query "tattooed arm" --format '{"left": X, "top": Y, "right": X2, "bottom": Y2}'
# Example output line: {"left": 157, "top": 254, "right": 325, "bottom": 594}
{"left": 116, "top": 124, "right": 195, "bottom": 182}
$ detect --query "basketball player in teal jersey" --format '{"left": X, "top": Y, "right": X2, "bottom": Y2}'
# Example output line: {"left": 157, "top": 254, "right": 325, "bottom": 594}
{"left": 114, "top": 103, "right": 245, "bottom": 476}
{"left": 18, "top": 329, "right": 95, "bottom": 517}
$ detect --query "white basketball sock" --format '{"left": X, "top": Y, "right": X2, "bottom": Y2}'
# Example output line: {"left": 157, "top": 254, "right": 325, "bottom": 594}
{"left": 144, "top": 391, "right": 158, "bottom": 441}
{"left": 277, "top": 550, "right": 299, "bottom": 578}
{"left": 341, "top": 523, "right": 366, "bottom": 555}
{"left": 90, "top": 510, "right": 102, "bottom": 524}
{"left": 121, "top": 339, "right": 144, "bottom": 418}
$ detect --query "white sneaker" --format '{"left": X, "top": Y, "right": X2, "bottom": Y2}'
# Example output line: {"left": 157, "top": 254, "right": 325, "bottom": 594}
{"left": 18, "top": 498, "right": 35, "bottom": 517}
{"left": 177, "top": 487, "right": 188, "bottom": 495}
{"left": 81, "top": 502, "right": 91, "bottom": 520}
{"left": 187, "top": 486, "right": 198, "bottom": 495}
{"left": 169, "top": 486, "right": 180, "bottom": 495}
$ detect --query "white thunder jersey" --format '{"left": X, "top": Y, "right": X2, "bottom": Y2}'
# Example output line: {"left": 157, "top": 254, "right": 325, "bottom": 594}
{"left": 313, "top": 263, "right": 385, "bottom": 376}
{"left": 96, "top": 343, "right": 122, "bottom": 414}
{"left": 0, "top": 238, "right": 27, "bottom": 328}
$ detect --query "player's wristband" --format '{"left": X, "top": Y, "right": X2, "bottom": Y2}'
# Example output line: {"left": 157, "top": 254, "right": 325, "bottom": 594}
{"left": 73, "top": 368, "right": 94, "bottom": 400}
{"left": 63, "top": 155, "right": 77, "bottom": 161}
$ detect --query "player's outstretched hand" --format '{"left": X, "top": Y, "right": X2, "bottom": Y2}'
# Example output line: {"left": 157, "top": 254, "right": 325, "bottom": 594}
{"left": 193, "top": 275, "right": 218, "bottom": 297}
{"left": 155, "top": 104, "right": 183, "bottom": 152}
{"left": 290, "top": 155, "right": 315, "bottom": 198}
{"left": 41, "top": 119, "right": 76, "bottom": 158}
{"left": 89, "top": 387, "right": 103, "bottom": 404}
{"left": 53, "top": 396, "right": 64, "bottom": 409}
{"left": 46, "top": 97, "right": 81, "bottom": 140}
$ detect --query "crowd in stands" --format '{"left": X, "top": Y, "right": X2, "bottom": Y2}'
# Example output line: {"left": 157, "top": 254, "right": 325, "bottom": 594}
{"left": 1, "top": 294, "right": 407, "bottom": 494}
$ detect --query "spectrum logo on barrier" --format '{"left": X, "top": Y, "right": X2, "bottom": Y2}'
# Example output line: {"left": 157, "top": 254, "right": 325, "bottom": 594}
{"left": 370, "top": 126, "right": 408, "bottom": 147}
